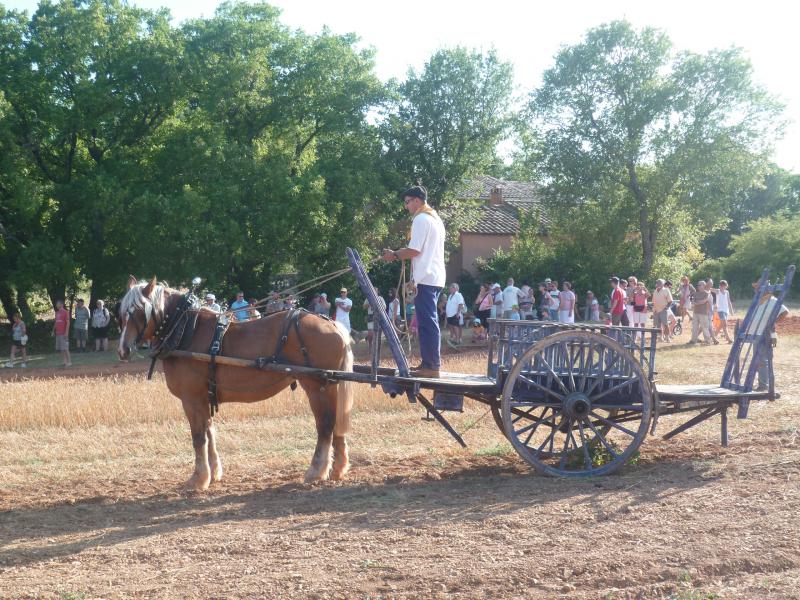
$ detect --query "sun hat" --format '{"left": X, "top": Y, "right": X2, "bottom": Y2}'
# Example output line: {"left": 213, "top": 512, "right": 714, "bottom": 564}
{"left": 340, "top": 287, "right": 347, "bottom": 293}
{"left": 473, "top": 318, "right": 481, "bottom": 326}
{"left": 320, "top": 292, "right": 327, "bottom": 298}
{"left": 206, "top": 293, "right": 215, "bottom": 300}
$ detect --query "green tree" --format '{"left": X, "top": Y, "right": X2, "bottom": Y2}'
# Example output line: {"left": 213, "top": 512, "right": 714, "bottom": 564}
{"left": 710, "top": 212, "right": 800, "bottom": 293}
{"left": 703, "top": 166, "right": 800, "bottom": 258}
{"left": 523, "top": 20, "right": 785, "bottom": 276}
{"left": 381, "top": 47, "right": 514, "bottom": 206}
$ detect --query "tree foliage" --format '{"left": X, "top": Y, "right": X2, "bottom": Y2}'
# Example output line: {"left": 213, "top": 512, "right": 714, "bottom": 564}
{"left": 523, "top": 20, "right": 785, "bottom": 276}
{"left": 381, "top": 47, "right": 514, "bottom": 206}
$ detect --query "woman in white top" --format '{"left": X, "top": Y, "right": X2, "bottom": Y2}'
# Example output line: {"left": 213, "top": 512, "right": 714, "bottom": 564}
{"left": 715, "top": 280, "right": 734, "bottom": 342}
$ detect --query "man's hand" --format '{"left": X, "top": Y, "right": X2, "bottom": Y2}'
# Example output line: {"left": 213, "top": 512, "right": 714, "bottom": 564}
{"left": 381, "top": 248, "right": 396, "bottom": 262}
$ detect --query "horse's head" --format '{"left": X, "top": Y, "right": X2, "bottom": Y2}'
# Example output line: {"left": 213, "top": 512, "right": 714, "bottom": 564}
{"left": 117, "top": 275, "right": 164, "bottom": 360}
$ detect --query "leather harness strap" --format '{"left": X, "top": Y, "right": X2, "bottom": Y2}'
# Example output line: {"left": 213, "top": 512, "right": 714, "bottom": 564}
{"left": 207, "top": 316, "right": 229, "bottom": 416}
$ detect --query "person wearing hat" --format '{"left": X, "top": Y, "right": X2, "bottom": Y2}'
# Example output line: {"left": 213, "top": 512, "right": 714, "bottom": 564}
{"left": 381, "top": 185, "right": 446, "bottom": 378}
{"left": 609, "top": 277, "right": 625, "bottom": 326}
{"left": 334, "top": 287, "right": 353, "bottom": 332}
{"left": 204, "top": 293, "right": 221, "bottom": 313}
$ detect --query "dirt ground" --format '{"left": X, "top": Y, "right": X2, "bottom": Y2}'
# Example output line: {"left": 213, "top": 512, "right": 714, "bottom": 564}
{"left": 1, "top": 336, "right": 799, "bottom": 598}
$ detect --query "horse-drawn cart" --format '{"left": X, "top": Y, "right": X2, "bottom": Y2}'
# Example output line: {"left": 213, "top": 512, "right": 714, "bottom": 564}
{"left": 147, "top": 249, "right": 794, "bottom": 480}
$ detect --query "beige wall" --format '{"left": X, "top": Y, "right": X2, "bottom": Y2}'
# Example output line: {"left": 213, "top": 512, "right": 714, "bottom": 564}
{"left": 448, "top": 232, "right": 514, "bottom": 279}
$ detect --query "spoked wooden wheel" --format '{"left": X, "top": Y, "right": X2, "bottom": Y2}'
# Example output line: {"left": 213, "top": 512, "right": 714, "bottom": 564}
{"left": 501, "top": 330, "right": 652, "bottom": 476}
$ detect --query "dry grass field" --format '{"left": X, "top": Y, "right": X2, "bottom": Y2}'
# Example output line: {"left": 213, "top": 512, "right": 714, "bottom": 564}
{"left": 1, "top": 332, "right": 799, "bottom": 599}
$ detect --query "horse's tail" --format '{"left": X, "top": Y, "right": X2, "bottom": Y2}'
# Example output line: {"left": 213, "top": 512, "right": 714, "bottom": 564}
{"left": 334, "top": 321, "right": 354, "bottom": 436}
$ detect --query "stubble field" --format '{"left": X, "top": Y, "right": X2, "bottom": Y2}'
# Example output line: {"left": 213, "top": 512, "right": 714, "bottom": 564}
{"left": 1, "top": 332, "right": 799, "bottom": 599}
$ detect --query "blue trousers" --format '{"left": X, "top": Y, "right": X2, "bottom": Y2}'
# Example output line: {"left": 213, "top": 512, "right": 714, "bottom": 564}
{"left": 415, "top": 284, "right": 442, "bottom": 369}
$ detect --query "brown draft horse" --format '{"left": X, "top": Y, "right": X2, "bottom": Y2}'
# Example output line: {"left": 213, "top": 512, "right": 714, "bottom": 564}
{"left": 117, "top": 276, "right": 354, "bottom": 490}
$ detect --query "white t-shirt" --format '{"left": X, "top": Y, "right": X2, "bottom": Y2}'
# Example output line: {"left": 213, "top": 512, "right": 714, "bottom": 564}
{"left": 549, "top": 290, "right": 560, "bottom": 311}
{"left": 716, "top": 289, "right": 730, "bottom": 313}
{"left": 408, "top": 211, "right": 446, "bottom": 288}
{"left": 590, "top": 298, "right": 600, "bottom": 320}
{"left": 446, "top": 292, "right": 465, "bottom": 318}
{"left": 334, "top": 297, "right": 353, "bottom": 331}
{"left": 502, "top": 286, "right": 521, "bottom": 311}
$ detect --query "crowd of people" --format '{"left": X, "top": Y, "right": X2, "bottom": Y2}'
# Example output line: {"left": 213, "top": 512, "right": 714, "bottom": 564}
{"left": 5, "top": 298, "right": 112, "bottom": 368}
{"left": 0, "top": 272, "right": 766, "bottom": 370}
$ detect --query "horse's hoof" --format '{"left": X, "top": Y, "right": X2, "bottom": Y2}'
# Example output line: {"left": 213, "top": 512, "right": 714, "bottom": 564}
{"left": 304, "top": 467, "right": 331, "bottom": 484}
{"left": 330, "top": 464, "right": 350, "bottom": 481}
{"left": 210, "top": 464, "right": 223, "bottom": 483}
{"left": 186, "top": 473, "right": 211, "bottom": 491}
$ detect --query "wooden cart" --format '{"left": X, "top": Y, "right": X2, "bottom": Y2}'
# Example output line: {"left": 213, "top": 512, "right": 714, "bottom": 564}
{"left": 176, "top": 249, "right": 795, "bottom": 477}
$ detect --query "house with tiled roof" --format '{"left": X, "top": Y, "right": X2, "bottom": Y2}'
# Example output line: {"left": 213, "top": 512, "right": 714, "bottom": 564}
{"left": 446, "top": 175, "right": 547, "bottom": 280}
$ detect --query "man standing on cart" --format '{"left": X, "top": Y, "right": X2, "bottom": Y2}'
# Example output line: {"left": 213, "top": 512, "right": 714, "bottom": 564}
{"left": 382, "top": 185, "right": 446, "bottom": 378}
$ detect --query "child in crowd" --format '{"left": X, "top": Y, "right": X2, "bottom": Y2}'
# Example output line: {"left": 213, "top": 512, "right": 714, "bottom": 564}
{"left": 510, "top": 305, "right": 522, "bottom": 321}
{"left": 471, "top": 318, "right": 487, "bottom": 343}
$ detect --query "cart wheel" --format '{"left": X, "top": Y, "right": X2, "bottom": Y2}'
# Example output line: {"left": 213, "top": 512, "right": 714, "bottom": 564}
{"left": 501, "top": 330, "right": 652, "bottom": 476}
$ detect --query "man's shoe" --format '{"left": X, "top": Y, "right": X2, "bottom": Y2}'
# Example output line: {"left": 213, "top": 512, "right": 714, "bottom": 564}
{"left": 411, "top": 367, "right": 441, "bottom": 379}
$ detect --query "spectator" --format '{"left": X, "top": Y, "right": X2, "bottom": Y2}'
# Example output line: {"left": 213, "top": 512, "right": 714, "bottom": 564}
{"left": 609, "top": 277, "right": 626, "bottom": 326}
{"left": 334, "top": 287, "right": 353, "bottom": 332}
{"left": 475, "top": 283, "right": 493, "bottom": 326}
{"left": 510, "top": 305, "right": 522, "bottom": 321}
{"left": 585, "top": 291, "right": 600, "bottom": 321}
{"left": 73, "top": 298, "right": 91, "bottom": 352}
{"left": 652, "top": 279, "right": 673, "bottom": 342}
{"left": 231, "top": 291, "right": 250, "bottom": 321}
{"left": 363, "top": 287, "right": 387, "bottom": 351}
{"left": 632, "top": 281, "right": 649, "bottom": 331}
{"left": 91, "top": 300, "right": 111, "bottom": 352}
{"left": 618, "top": 280, "right": 630, "bottom": 326}
{"left": 547, "top": 280, "right": 560, "bottom": 321}
{"left": 52, "top": 300, "right": 71, "bottom": 368}
{"left": 387, "top": 288, "right": 401, "bottom": 328}
{"left": 471, "top": 317, "right": 487, "bottom": 343}
{"left": 501, "top": 277, "right": 522, "bottom": 319}
{"left": 7, "top": 313, "right": 28, "bottom": 368}
{"left": 715, "top": 280, "right": 734, "bottom": 343}
{"left": 538, "top": 283, "right": 551, "bottom": 320}
{"left": 248, "top": 298, "right": 262, "bottom": 319}
{"left": 203, "top": 293, "right": 221, "bottom": 313}
{"left": 490, "top": 283, "right": 503, "bottom": 319}
{"left": 519, "top": 281, "right": 535, "bottom": 319}
{"left": 626, "top": 276, "right": 638, "bottom": 328}
{"left": 445, "top": 283, "right": 465, "bottom": 346}
{"left": 689, "top": 281, "right": 713, "bottom": 344}
{"left": 558, "top": 281, "right": 576, "bottom": 323}
{"left": 678, "top": 276, "right": 695, "bottom": 321}
{"left": 665, "top": 281, "right": 679, "bottom": 336}
{"left": 307, "top": 293, "right": 321, "bottom": 313}
{"left": 315, "top": 292, "right": 331, "bottom": 317}
{"left": 706, "top": 278, "right": 721, "bottom": 344}
{"left": 266, "top": 291, "right": 284, "bottom": 314}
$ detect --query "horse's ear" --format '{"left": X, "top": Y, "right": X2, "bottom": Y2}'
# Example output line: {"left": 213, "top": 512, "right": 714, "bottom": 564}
{"left": 127, "top": 275, "right": 137, "bottom": 290}
{"left": 143, "top": 276, "right": 157, "bottom": 298}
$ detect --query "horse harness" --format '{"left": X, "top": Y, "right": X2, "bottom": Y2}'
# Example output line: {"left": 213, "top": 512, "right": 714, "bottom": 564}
{"left": 147, "top": 296, "right": 317, "bottom": 416}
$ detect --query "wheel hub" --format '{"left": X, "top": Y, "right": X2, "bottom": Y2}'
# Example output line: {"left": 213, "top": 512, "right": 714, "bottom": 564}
{"left": 564, "top": 392, "right": 591, "bottom": 420}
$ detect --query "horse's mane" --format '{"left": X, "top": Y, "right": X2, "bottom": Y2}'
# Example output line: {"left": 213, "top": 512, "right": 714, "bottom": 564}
{"left": 120, "top": 281, "right": 174, "bottom": 322}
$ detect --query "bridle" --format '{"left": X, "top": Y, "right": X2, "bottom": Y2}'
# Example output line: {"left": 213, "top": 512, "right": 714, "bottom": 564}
{"left": 123, "top": 299, "right": 159, "bottom": 349}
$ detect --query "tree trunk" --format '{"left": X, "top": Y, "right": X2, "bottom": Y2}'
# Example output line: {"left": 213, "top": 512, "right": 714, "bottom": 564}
{"left": 627, "top": 163, "right": 656, "bottom": 276}
{"left": 0, "top": 282, "right": 18, "bottom": 320}
{"left": 17, "top": 288, "right": 34, "bottom": 323}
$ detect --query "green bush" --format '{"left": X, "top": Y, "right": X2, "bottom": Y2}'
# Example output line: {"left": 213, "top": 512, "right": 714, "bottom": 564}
{"left": 697, "top": 212, "right": 800, "bottom": 294}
